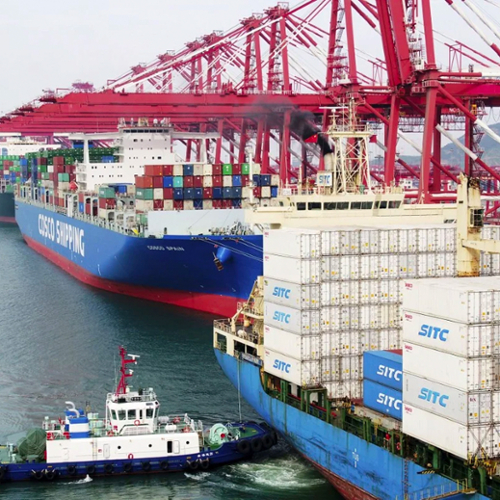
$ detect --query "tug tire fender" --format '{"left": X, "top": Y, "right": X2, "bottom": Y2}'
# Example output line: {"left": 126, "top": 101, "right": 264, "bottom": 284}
{"left": 236, "top": 439, "right": 251, "bottom": 455}
{"left": 251, "top": 437, "right": 263, "bottom": 453}
{"left": 262, "top": 434, "right": 274, "bottom": 450}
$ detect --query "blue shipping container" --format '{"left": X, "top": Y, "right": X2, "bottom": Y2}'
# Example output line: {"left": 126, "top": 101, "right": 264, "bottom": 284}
{"left": 252, "top": 174, "right": 262, "bottom": 186}
{"left": 363, "top": 351, "right": 402, "bottom": 391}
{"left": 163, "top": 176, "right": 173, "bottom": 188}
{"left": 184, "top": 188, "right": 195, "bottom": 200}
{"left": 271, "top": 186, "right": 278, "bottom": 197}
{"left": 222, "top": 187, "right": 233, "bottom": 199}
{"left": 183, "top": 164, "right": 194, "bottom": 176}
{"left": 173, "top": 188, "right": 184, "bottom": 200}
{"left": 213, "top": 187, "right": 222, "bottom": 199}
{"left": 232, "top": 175, "right": 242, "bottom": 187}
{"left": 233, "top": 187, "right": 242, "bottom": 198}
{"left": 78, "top": 202, "right": 85, "bottom": 213}
{"left": 193, "top": 199, "right": 203, "bottom": 209}
{"left": 261, "top": 174, "right": 271, "bottom": 186}
{"left": 232, "top": 199, "right": 242, "bottom": 208}
{"left": 363, "top": 379, "right": 402, "bottom": 421}
{"left": 194, "top": 188, "right": 203, "bottom": 200}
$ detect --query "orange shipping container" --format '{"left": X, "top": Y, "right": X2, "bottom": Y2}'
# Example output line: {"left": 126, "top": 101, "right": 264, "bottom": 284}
{"left": 144, "top": 165, "right": 163, "bottom": 176}
{"left": 135, "top": 176, "right": 153, "bottom": 188}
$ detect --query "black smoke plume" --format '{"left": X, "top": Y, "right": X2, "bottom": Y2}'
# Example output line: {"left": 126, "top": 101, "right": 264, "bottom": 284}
{"left": 289, "top": 110, "right": 334, "bottom": 156}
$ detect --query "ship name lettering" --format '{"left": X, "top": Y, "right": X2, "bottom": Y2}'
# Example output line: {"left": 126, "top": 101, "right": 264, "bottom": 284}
{"left": 273, "top": 359, "right": 291, "bottom": 373}
{"left": 272, "top": 287, "right": 291, "bottom": 299}
{"left": 147, "top": 245, "right": 166, "bottom": 251}
{"left": 56, "top": 220, "right": 85, "bottom": 257}
{"left": 272, "top": 311, "right": 291, "bottom": 323}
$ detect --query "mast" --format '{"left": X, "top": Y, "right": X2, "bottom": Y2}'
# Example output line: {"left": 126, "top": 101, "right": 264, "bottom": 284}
{"left": 115, "top": 346, "right": 139, "bottom": 395}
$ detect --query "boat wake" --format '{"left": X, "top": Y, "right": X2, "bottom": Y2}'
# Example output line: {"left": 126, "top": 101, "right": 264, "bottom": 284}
{"left": 63, "top": 474, "right": 93, "bottom": 485}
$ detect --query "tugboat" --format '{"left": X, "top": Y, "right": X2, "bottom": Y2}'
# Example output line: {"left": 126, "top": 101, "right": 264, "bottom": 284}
{"left": 0, "top": 347, "right": 277, "bottom": 483}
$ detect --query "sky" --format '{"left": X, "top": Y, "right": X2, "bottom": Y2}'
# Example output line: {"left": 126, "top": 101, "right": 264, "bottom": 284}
{"left": 1, "top": 0, "right": 500, "bottom": 157}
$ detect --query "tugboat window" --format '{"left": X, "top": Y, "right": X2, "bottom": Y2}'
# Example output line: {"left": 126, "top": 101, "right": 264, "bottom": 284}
{"left": 128, "top": 409, "right": 136, "bottom": 420}
{"left": 389, "top": 201, "right": 401, "bottom": 208}
{"left": 118, "top": 410, "right": 126, "bottom": 420}
{"left": 111, "top": 410, "right": 117, "bottom": 420}
{"left": 361, "top": 202, "right": 373, "bottom": 209}
{"left": 324, "top": 202, "right": 335, "bottom": 210}
{"left": 351, "top": 202, "right": 362, "bottom": 209}
{"left": 167, "top": 441, "right": 173, "bottom": 453}
{"left": 297, "top": 202, "right": 306, "bottom": 211}
{"left": 146, "top": 408, "right": 154, "bottom": 418}
{"left": 379, "top": 201, "right": 388, "bottom": 209}
{"left": 308, "top": 202, "right": 321, "bottom": 210}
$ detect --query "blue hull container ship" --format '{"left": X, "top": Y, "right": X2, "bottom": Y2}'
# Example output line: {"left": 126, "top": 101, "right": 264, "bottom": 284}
{"left": 15, "top": 121, "right": 264, "bottom": 316}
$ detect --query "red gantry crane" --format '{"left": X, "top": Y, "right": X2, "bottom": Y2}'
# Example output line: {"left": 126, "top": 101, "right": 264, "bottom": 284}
{"left": 2, "top": 0, "right": 500, "bottom": 217}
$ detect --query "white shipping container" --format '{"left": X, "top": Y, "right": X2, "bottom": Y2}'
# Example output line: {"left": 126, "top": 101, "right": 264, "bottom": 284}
{"left": 242, "top": 187, "right": 252, "bottom": 199}
{"left": 153, "top": 188, "right": 163, "bottom": 200}
{"left": 163, "top": 200, "right": 174, "bottom": 211}
{"left": 261, "top": 186, "right": 271, "bottom": 198}
{"left": 360, "top": 329, "right": 400, "bottom": 352}
{"left": 135, "top": 199, "right": 154, "bottom": 212}
{"left": 263, "top": 277, "right": 320, "bottom": 309}
{"left": 340, "top": 354, "right": 363, "bottom": 381}
{"left": 223, "top": 176, "right": 233, "bottom": 187}
{"left": 403, "top": 372, "right": 500, "bottom": 425}
{"left": 264, "top": 348, "right": 320, "bottom": 386}
{"left": 264, "top": 228, "right": 321, "bottom": 258}
{"left": 321, "top": 282, "right": 342, "bottom": 306}
{"left": 398, "top": 254, "right": 418, "bottom": 278}
{"left": 48, "top": 165, "right": 54, "bottom": 173}
{"left": 264, "top": 253, "right": 321, "bottom": 284}
{"left": 263, "top": 326, "right": 321, "bottom": 360}
{"left": 203, "top": 164, "right": 213, "bottom": 176}
{"left": 270, "top": 199, "right": 280, "bottom": 207}
{"left": 264, "top": 303, "right": 321, "bottom": 334}
{"left": 403, "top": 277, "right": 500, "bottom": 324}
{"left": 320, "top": 355, "right": 341, "bottom": 381}
{"left": 403, "top": 342, "right": 500, "bottom": 391}
{"left": 321, "top": 306, "right": 341, "bottom": 332}
{"left": 193, "top": 164, "right": 203, "bottom": 176}
{"left": 203, "top": 177, "right": 213, "bottom": 188}
{"left": 271, "top": 174, "right": 280, "bottom": 186}
{"left": 202, "top": 200, "right": 213, "bottom": 210}
{"left": 184, "top": 200, "right": 194, "bottom": 210}
{"left": 403, "top": 403, "right": 500, "bottom": 459}
{"left": 173, "top": 165, "right": 183, "bottom": 176}
{"left": 323, "top": 380, "right": 363, "bottom": 400}
{"left": 402, "top": 310, "right": 500, "bottom": 357}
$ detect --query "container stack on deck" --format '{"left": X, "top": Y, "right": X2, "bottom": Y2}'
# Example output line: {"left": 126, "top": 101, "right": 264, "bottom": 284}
{"left": 402, "top": 276, "right": 500, "bottom": 460}
{"left": 0, "top": 156, "right": 24, "bottom": 190}
{"left": 261, "top": 225, "right": 460, "bottom": 400}
{"left": 133, "top": 163, "right": 279, "bottom": 213}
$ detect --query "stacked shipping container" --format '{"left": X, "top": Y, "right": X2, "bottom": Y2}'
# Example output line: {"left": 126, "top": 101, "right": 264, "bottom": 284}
{"left": 262, "top": 224, "right": 458, "bottom": 400}
{"left": 133, "top": 163, "right": 279, "bottom": 212}
{"left": 402, "top": 277, "right": 500, "bottom": 459}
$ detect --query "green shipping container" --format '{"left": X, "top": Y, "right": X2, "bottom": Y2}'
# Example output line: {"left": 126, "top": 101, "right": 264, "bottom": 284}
{"left": 173, "top": 177, "right": 184, "bottom": 188}
{"left": 58, "top": 173, "right": 70, "bottom": 182}
{"left": 99, "top": 187, "right": 115, "bottom": 198}
{"left": 222, "top": 163, "right": 233, "bottom": 175}
{"left": 136, "top": 213, "right": 148, "bottom": 225}
{"left": 241, "top": 163, "right": 250, "bottom": 175}
{"left": 135, "top": 188, "right": 154, "bottom": 200}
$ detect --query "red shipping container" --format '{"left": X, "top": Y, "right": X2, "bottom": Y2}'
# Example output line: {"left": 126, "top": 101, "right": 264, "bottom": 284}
{"left": 70, "top": 174, "right": 76, "bottom": 182}
{"left": 99, "top": 198, "right": 116, "bottom": 209}
{"left": 55, "top": 165, "right": 65, "bottom": 174}
{"left": 163, "top": 188, "right": 173, "bottom": 199}
{"left": 85, "top": 204, "right": 91, "bottom": 215}
{"left": 212, "top": 176, "right": 222, "bottom": 187}
{"left": 153, "top": 176, "right": 163, "bottom": 188}
{"left": 49, "top": 173, "right": 55, "bottom": 181}
{"left": 242, "top": 175, "right": 250, "bottom": 186}
{"left": 184, "top": 176, "right": 194, "bottom": 188}
{"left": 145, "top": 165, "right": 163, "bottom": 176}
{"left": 163, "top": 165, "right": 174, "bottom": 176}
{"left": 153, "top": 199, "right": 163, "bottom": 210}
{"left": 53, "top": 156, "right": 64, "bottom": 166}
{"left": 213, "top": 164, "right": 222, "bottom": 175}
{"left": 253, "top": 187, "right": 262, "bottom": 198}
{"left": 233, "top": 164, "right": 242, "bottom": 175}
{"left": 203, "top": 188, "right": 212, "bottom": 199}
{"left": 174, "top": 200, "right": 184, "bottom": 210}
{"left": 78, "top": 193, "right": 84, "bottom": 202}
{"left": 222, "top": 200, "right": 232, "bottom": 208}
{"left": 213, "top": 200, "right": 222, "bottom": 209}
{"left": 136, "top": 176, "right": 153, "bottom": 188}
{"left": 194, "top": 175, "right": 203, "bottom": 188}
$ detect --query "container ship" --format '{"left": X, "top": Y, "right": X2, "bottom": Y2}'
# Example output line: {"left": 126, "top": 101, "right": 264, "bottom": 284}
{"left": 15, "top": 120, "right": 268, "bottom": 316}
{"left": 213, "top": 111, "right": 500, "bottom": 499}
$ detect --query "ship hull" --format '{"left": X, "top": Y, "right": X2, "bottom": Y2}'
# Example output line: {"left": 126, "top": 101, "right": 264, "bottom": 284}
{"left": 15, "top": 201, "right": 262, "bottom": 316}
{"left": 214, "top": 351, "right": 485, "bottom": 500}
{"left": 0, "top": 192, "right": 15, "bottom": 224}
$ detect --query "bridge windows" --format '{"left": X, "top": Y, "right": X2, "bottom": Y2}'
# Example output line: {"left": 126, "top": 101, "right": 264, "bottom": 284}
{"left": 128, "top": 409, "right": 136, "bottom": 420}
{"left": 307, "top": 202, "right": 322, "bottom": 210}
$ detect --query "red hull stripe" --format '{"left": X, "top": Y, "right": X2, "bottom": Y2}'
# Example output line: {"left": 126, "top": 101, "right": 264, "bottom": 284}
{"left": 24, "top": 235, "right": 241, "bottom": 316}
{"left": 0, "top": 216, "right": 16, "bottom": 224}
{"left": 305, "top": 455, "right": 379, "bottom": 500}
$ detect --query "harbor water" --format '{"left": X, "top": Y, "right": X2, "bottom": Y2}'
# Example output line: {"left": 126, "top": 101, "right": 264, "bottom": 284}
{"left": 0, "top": 226, "right": 339, "bottom": 499}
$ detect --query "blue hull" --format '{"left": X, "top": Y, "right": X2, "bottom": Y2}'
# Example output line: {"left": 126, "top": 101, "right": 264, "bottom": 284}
{"left": 214, "top": 351, "right": 486, "bottom": 500}
{"left": 15, "top": 201, "right": 262, "bottom": 316}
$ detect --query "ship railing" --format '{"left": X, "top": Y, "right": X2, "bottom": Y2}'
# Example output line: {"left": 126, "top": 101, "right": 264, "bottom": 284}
{"left": 106, "top": 392, "right": 157, "bottom": 403}
{"left": 395, "top": 480, "right": 470, "bottom": 500}
{"left": 214, "top": 320, "right": 232, "bottom": 334}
